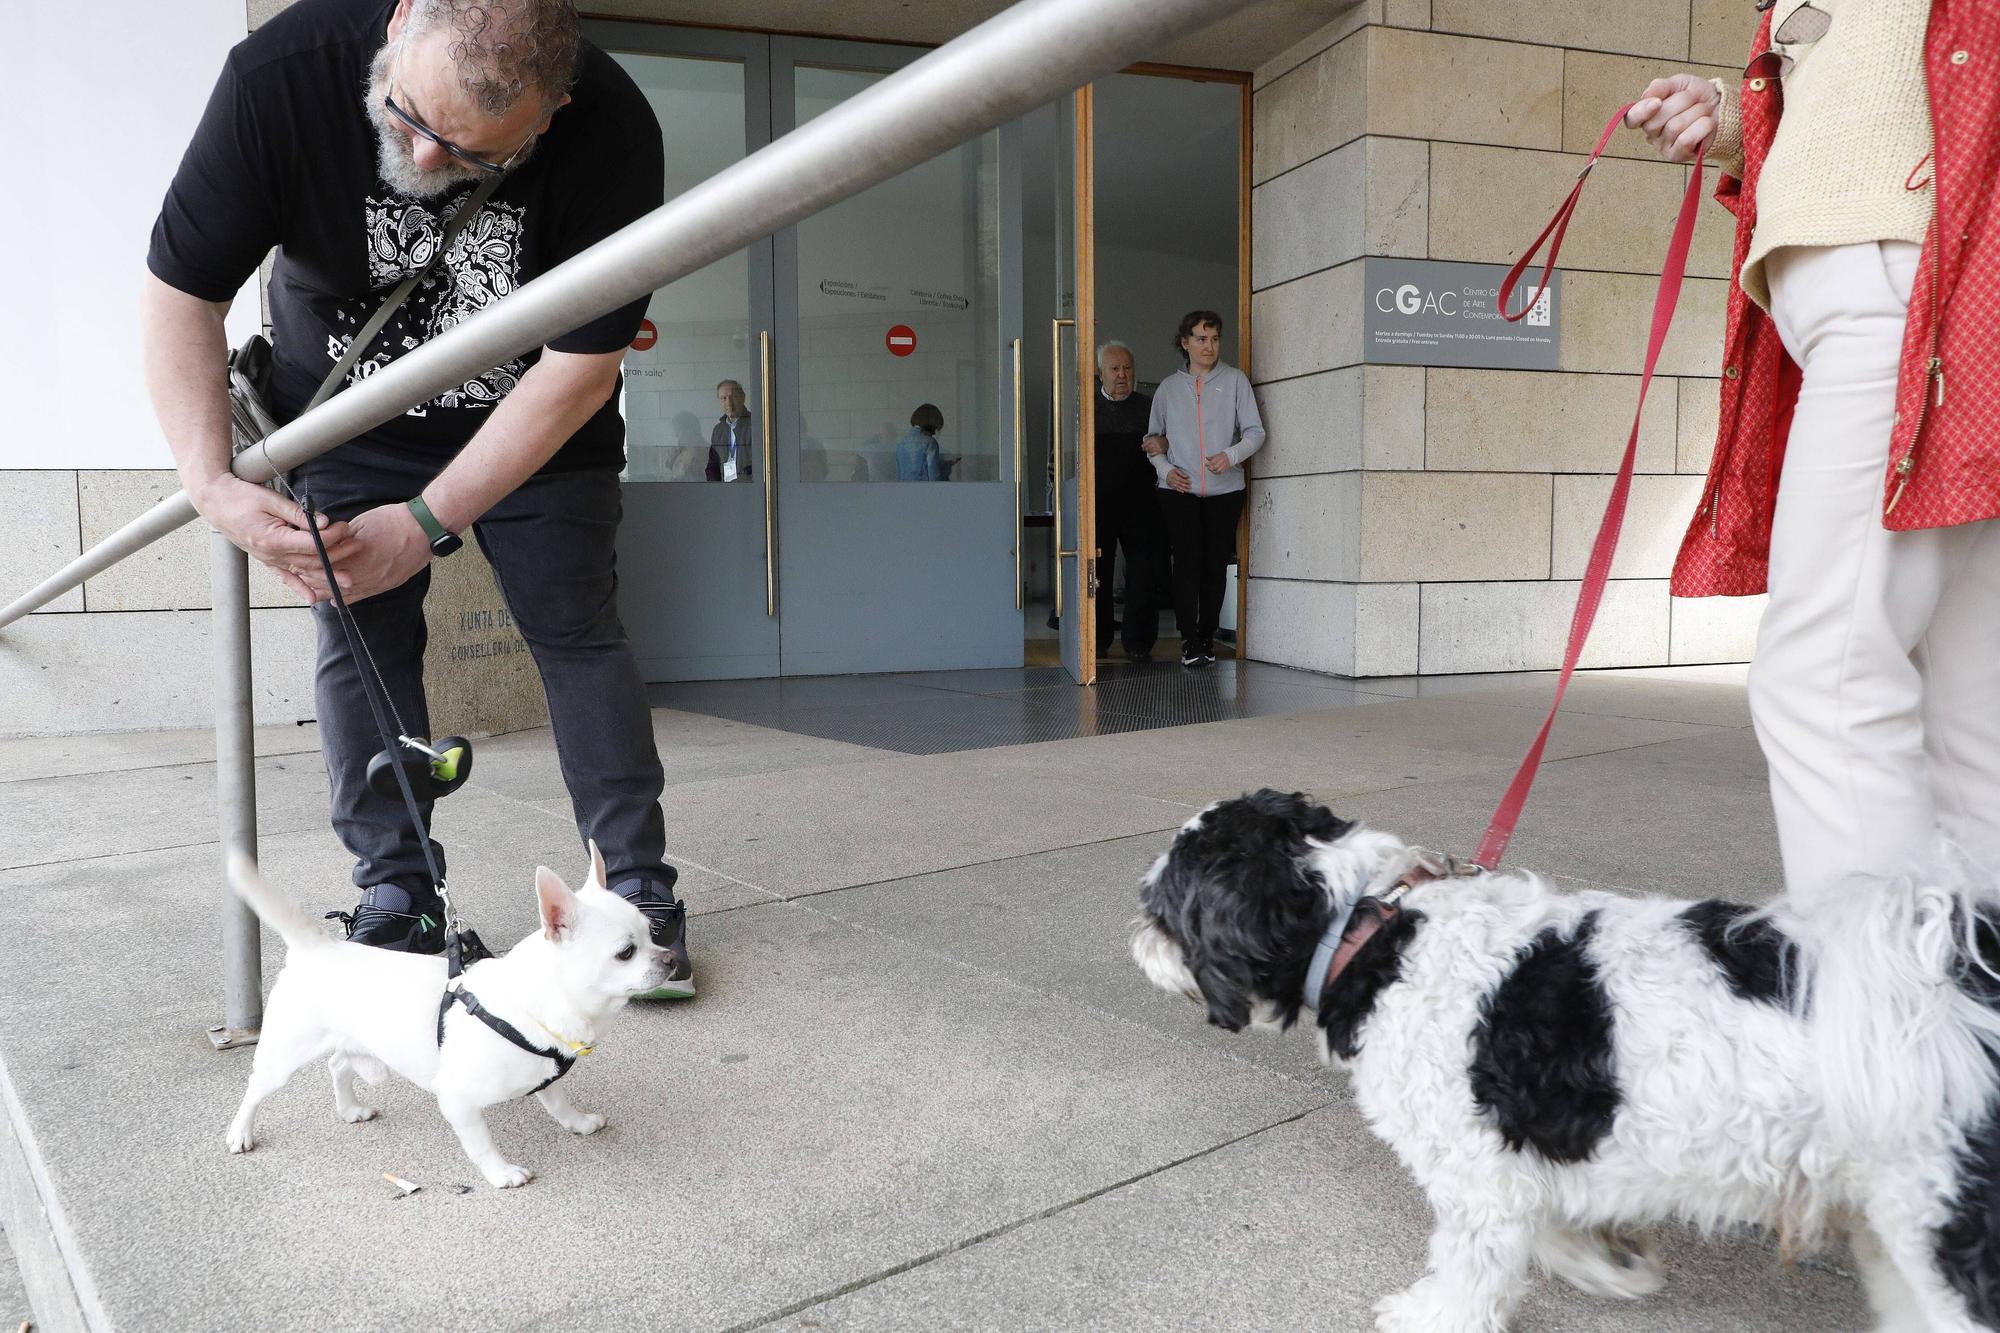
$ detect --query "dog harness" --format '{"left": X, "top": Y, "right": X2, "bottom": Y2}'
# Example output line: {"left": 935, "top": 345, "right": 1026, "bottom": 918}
{"left": 1302, "top": 850, "right": 1475, "bottom": 1012}
{"left": 435, "top": 982, "right": 591, "bottom": 1096}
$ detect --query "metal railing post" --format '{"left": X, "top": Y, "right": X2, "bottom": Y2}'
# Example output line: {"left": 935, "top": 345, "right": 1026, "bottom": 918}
{"left": 207, "top": 530, "right": 262, "bottom": 1049}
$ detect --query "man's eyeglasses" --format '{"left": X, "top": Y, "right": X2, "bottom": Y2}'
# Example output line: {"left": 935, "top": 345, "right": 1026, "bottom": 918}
{"left": 383, "top": 89, "right": 529, "bottom": 176}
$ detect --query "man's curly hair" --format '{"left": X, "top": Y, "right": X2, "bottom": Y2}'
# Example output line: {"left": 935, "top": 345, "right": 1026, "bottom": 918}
{"left": 409, "top": 0, "right": 581, "bottom": 116}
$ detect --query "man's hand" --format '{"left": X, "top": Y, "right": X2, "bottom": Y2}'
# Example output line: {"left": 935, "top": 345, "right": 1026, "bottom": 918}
{"left": 194, "top": 475, "right": 355, "bottom": 604}
{"left": 1142, "top": 434, "right": 1168, "bottom": 457}
{"left": 1166, "top": 467, "right": 1193, "bottom": 494}
{"left": 334, "top": 503, "right": 435, "bottom": 603}
{"left": 1204, "top": 453, "right": 1232, "bottom": 475}
{"left": 1625, "top": 75, "right": 1718, "bottom": 163}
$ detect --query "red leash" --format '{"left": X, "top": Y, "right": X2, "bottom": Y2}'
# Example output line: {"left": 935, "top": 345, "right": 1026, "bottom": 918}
{"left": 1472, "top": 106, "right": 1708, "bottom": 872}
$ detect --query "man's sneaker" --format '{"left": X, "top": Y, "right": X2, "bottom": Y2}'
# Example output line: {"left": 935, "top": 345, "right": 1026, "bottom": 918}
{"left": 327, "top": 889, "right": 445, "bottom": 954}
{"left": 1180, "top": 642, "right": 1203, "bottom": 667}
{"left": 614, "top": 878, "right": 696, "bottom": 999}
{"left": 1198, "top": 642, "right": 1218, "bottom": 665}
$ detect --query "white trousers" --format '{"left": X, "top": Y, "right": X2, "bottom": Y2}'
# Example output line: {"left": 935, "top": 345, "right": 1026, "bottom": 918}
{"left": 1751, "top": 241, "right": 2000, "bottom": 900}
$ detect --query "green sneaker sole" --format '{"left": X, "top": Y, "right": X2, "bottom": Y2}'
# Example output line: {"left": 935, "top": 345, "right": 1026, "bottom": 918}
{"left": 634, "top": 978, "right": 697, "bottom": 1001}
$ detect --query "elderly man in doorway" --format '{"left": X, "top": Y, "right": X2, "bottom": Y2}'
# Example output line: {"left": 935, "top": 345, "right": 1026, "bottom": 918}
{"left": 1143, "top": 309, "right": 1265, "bottom": 668}
{"left": 140, "top": 0, "right": 695, "bottom": 997}
{"left": 1093, "top": 342, "right": 1165, "bottom": 662}
{"left": 707, "top": 378, "right": 753, "bottom": 482}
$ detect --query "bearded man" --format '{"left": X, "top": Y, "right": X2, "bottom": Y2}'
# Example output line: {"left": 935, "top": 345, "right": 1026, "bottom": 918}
{"left": 141, "top": 0, "right": 694, "bottom": 998}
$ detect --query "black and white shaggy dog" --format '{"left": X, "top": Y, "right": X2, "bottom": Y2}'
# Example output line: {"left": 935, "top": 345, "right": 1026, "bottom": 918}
{"left": 1130, "top": 789, "right": 2000, "bottom": 1333}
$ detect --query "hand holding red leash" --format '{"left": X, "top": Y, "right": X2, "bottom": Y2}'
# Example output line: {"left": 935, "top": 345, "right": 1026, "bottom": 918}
{"left": 1473, "top": 105, "right": 1708, "bottom": 872}
{"left": 1626, "top": 76, "right": 1721, "bottom": 163}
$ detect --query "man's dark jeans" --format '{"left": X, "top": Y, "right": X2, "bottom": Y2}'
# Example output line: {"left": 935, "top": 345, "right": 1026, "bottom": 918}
{"left": 292, "top": 443, "right": 675, "bottom": 908}
{"left": 1095, "top": 488, "right": 1166, "bottom": 657}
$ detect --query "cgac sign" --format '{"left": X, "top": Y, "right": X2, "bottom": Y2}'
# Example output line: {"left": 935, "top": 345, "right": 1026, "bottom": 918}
{"left": 1362, "top": 257, "right": 1559, "bottom": 371}
{"left": 1377, "top": 283, "right": 1459, "bottom": 317}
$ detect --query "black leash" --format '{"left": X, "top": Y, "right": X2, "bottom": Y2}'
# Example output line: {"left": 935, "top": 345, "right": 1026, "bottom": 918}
{"left": 293, "top": 491, "right": 492, "bottom": 982}
{"left": 265, "top": 176, "right": 505, "bottom": 985}
{"left": 262, "top": 172, "right": 575, "bottom": 1079}
{"left": 298, "top": 502, "right": 575, "bottom": 1084}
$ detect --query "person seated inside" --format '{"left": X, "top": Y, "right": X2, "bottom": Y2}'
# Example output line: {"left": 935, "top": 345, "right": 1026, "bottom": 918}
{"left": 706, "top": 378, "right": 753, "bottom": 481}
{"left": 896, "top": 403, "right": 955, "bottom": 481}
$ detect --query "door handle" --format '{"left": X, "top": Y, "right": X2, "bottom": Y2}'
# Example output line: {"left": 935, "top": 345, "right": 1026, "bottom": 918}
{"left": 760, "top": 329, "right": 776, "bottom": 618}
{"left": 1012, "top": 336, "right": 1025, "bottom": 610}
{"left": 1052, "top": 317, "right": 1076, "bottom": 618}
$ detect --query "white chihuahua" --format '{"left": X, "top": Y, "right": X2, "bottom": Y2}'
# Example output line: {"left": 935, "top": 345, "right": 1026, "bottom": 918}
{"left": 225, "top": 843, "right": 674, "bottom": 1188}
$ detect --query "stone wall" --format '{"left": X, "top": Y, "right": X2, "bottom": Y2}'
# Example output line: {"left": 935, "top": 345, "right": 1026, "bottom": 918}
{"left": 1244, "top": 0, "right": 1768, "bottom": 676}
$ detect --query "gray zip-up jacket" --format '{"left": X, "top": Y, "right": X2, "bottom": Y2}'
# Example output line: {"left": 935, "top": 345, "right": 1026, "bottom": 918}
{"left": 1145, "top": 363, "right": 1265, "bottom": 497}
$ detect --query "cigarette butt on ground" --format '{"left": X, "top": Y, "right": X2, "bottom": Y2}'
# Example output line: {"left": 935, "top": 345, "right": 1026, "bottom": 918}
{"left": 383, "top": 1171, "right": 422, "bottom": 1196}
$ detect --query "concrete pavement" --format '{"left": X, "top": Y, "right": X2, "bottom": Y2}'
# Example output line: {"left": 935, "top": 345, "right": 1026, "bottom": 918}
{"left": 0, "top": 665, "right": 1867, "bottom": 1331}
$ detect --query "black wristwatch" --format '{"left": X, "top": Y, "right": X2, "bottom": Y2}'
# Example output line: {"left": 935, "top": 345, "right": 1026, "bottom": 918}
{"left": 406, "top": 495, "right": 463, "bottom": 557}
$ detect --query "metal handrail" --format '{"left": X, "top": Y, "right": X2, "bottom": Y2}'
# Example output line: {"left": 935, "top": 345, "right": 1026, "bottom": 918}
{"left": 0, "top": 0, "right": 1260, "bottom": 629}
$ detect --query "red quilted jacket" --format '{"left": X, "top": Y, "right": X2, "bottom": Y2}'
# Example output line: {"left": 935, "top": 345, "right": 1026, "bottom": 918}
{"left": 1672, "top": 0, "right": 2000, "bottom": 598}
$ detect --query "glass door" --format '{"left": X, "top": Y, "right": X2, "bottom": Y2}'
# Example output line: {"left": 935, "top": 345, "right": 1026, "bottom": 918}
{"left": 601, "top": 27, "right": 780, "bottom": 680}
{"left": 769, "top": 38, "right": 1024, "bottom": 676}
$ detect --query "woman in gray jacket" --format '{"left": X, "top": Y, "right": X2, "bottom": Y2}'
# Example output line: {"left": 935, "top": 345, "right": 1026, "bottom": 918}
{"left": 1143, "top": 310, "right": 1266, "bottom": 666}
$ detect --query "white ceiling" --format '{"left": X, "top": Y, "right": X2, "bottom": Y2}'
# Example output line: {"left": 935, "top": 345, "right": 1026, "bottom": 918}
{"left": 583, "top": 0, "right": 1354, "bottom": 73}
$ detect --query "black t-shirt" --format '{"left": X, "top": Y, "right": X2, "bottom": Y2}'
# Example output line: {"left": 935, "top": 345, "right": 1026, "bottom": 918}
{"left": 1094, "top": 388, "right": 1156, "bottom": 504}
{"left": 147, "top": 0, "right": 664, "bottom": 472}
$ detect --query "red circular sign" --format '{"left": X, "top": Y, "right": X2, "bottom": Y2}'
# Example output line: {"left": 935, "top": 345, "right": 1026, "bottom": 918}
{"left": 630, "top": 319, "right": 658, "bottom": 352}
{"left": 885, "top": 324, "right": 918, "bottom": 357}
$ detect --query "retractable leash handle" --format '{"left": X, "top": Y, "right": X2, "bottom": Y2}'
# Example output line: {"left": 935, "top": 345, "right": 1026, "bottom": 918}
{"left": 1472, "top": 105, "right": 1708, "bottom": 872}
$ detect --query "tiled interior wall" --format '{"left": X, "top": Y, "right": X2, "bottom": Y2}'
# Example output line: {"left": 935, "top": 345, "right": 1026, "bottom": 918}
{"left": 1245, "top": 0, "right": 1769, "bottom": 676}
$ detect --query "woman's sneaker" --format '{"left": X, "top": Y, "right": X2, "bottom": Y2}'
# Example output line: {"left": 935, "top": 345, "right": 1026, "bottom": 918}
{"left": 1180, "top": 641, "right": 1203, "bottom": 667}
{"left": 614, "top": 878, "right": 696, "bottom": 999}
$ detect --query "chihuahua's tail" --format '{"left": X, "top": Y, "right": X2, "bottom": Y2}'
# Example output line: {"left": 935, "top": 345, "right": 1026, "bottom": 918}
{"left": 225, "top": 851, "right": 331, "bottom": 950}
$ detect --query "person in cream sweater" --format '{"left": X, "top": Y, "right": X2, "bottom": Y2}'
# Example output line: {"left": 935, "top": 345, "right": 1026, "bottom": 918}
{"left": 1633, "top": 3, "right": 2000, "bottom": 907}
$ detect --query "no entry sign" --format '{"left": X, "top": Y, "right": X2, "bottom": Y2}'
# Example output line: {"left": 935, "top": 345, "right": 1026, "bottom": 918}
{"left": 631, "top": 319, "right": 658, "bottom": 352}
{"left": 885, "top": 325, "right": 917, "bottom": 357}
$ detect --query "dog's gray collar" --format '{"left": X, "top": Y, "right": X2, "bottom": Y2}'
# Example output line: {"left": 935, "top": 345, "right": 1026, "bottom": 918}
{"left": 1301, "top": 848, "right": 1469, "bottom": 1014}
{"left": 1301, "top": 904, "right": 1360, "bottom": 1012}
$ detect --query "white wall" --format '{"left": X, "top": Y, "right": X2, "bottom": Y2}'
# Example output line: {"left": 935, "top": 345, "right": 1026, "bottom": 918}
{"left": 0, "top": 0, "right": 261, "bottom": 472}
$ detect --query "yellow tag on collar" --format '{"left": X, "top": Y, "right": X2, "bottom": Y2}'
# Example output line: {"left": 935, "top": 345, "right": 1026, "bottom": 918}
{"left": 538, "top": 1023, "right": 594, "bottom": 1057}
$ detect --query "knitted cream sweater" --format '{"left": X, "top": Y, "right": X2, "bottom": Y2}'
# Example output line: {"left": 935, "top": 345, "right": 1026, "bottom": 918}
{"left": 1707, "top": 0, "right": 1934, "bottom": 312}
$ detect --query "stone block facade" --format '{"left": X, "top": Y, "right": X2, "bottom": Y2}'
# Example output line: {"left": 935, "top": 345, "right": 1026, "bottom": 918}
{"left": 1244, "top": 0, "right": 1767, "bottom": 675}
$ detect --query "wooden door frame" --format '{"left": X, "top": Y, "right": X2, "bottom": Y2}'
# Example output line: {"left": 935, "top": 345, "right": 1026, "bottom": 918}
{"left": 1073, "top": 84, "right": 1098, "bottom": 684}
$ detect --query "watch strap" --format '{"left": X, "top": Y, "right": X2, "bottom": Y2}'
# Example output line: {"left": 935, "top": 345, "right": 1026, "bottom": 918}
{"left": 406, "top": 494, "right": 452, "bottom": 544}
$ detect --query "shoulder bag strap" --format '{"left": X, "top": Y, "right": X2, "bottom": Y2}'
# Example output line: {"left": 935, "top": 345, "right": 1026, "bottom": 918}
{"left": 304, "top": 172, "right": 503, "bottom": 413}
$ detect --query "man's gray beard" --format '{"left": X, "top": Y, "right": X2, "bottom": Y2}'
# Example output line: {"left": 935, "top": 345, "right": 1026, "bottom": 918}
{"left": 362, "top": 42, "right": 535, "bottom": 199}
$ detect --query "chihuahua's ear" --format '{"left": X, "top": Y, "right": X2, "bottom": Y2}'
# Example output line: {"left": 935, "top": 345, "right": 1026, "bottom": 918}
{"left": 585, "top": 838, "right": 606, "bottom": 892}
{"left": 536, "top": 866, "right": 579, "bottom": 940}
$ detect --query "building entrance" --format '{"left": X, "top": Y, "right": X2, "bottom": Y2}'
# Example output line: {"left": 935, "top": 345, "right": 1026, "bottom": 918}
{"left": 593, "top": 23, "right": 1247, "bottom": 688}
